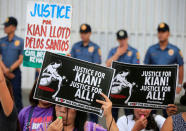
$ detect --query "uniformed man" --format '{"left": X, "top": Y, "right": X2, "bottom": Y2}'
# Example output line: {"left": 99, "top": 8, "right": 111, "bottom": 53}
{"left": 144, "top": 22, "right": 184, "bottom": 117}
{"left": 106, "top": 29, "right": 140, "bottom": 121}
{"left": 0, "top": 17, "right": 24, "bottom": 112}
{"left": 70, "top": 24, "right": 101, "bottom": 123}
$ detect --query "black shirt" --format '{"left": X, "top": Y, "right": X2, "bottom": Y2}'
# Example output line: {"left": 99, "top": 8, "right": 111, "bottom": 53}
{"left": 0, "top": 105, "right": 18, "bottom": 131}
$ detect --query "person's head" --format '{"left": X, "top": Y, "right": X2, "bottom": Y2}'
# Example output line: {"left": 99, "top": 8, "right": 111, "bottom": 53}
{"left": 53, "top": 60, "right": 62, "bottom": 69}
{"left": 133, "top": 109, "right": 159, "bottom": 131}
{"left": 133, "top": 108, "right": 152, "bottom": 120}
{"left": 53, "top": 105, "right": 87, "bottom": 130}
{"left": 29, "top": 81, "right": 52, "bottom": 107}
{"left": 119, "top": 69, "right": 129, "bottom": 77}
{"left": 79, "top": 24, "right": 92, "bottom": 42}
{"left": 3, "top": 17, "right": 17, "bottom": 35}
{"left": 116, "top": 30, "right": 128, "bottom": 47}
{"left": 157, "top": 22, "right": 170, "bottom": 43}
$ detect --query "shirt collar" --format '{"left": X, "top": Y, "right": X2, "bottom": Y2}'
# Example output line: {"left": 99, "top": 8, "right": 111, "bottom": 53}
{"left": 127, "top": 45, "right": 132, "bottom": 51}
{"left": 156, "top": 43, "right": 171, "bottom": 50}
{"left": 116, "top": 45, "right": 131, "bottom": 51}
{"left": 81, "top": 41, "right": 92, "bottom": 47}
{"left": 5, "top": 35, "right": 17, "bottom": 42}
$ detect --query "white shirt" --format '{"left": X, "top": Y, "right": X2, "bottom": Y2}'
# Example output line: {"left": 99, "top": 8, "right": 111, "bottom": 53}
{"left": 117, "top": 115, "right": 165, "bottom": 131}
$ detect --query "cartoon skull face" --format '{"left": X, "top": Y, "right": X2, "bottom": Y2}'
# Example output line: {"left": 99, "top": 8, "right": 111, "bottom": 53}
{"left": 53, "top": 63, "right": 62, "bottom": 69}
{"left": 121, "top": 71, "right": 129, "bottom": 77}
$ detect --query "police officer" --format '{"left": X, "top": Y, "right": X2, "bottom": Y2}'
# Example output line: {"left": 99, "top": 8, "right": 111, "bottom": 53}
{"left": 70, "top": 24, "right": 101, "bottom": 123}
{"left": 144, "top": 22, "right": 184, "bottom": 117}
{"left": 106, "top": 29, "right": 140, "bottom": 121}
{"left": 0, "top": 17, "right": 24, "bottom": 112}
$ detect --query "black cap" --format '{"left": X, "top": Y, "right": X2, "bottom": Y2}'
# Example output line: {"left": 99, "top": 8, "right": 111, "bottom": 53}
{"left": 80, "top": 24, "right": 91, "bottom": 33}
{"left": 116, "top": 30, "right": 128, "bottom": 40}
{"left": 157, "top": 22, "right": 169, "bottom": 32}
{"left": 3, "top": 17, "right": 18, "bottom": 27}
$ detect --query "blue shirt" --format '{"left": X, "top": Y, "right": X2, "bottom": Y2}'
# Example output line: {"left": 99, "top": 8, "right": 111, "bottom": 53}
{"left": 144, "top": 43, "right": 184, "bottom": 66}
{"left": 71, "top": 41, "right": 101, "bottom": 64}
{"left": 107, "top": 45, "right": 140, "bottom": 64}
{"left": 0, "top": 35, "right": 24, "bottom": 68}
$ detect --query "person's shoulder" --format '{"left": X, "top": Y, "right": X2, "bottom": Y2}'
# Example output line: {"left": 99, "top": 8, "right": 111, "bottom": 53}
{"left": 109, "top": 46, "right": 118, "bottom": 52}
{"left": 0, "top": 36, "right": 7, "bottom": 40}
{"left": 172, "top": 112, "right": 182, "bottom": 119}
{"left": 19, "top": 105, "right": 33, "bottom": 115}
{"left": 160, "top": 115, "right": 173, "bottom": 131}
{"left": 117, "top": 114, "right": 132, "bottom": 122}
{"left": 14, "top": 35, "right": 24, "bottom": 42}
{"left": 148, "top": 43, "right": 159, "bottom": 50}
{"left": 0, "top": 36, "right": 7, "bottom": 43}
{"left": 73, "top": 41, "right": 82, "bottom": 47}
{"left": 168, "top": 43, "right": 180, "bottom": 52}
{"left": 128, "top": 45, "right": 138, "bottom": 53}
{"left": 117, "top": 115, "right": 132, "bottom": 130}
{"left": 89, "top": 41, "right": 100, "bottom": 49}
{"left": 154, "top": 114, "right": 166, "bottom": 122}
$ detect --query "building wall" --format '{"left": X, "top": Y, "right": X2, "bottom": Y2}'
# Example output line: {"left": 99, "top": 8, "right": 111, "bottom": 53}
{"left": 0, "top": 0, "right": 186, "bottom": 90}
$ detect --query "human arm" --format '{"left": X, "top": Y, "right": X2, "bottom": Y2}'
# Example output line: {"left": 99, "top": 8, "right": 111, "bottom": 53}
{"left": 161, "top": 116, "right": 173, "bottom": 131}
{"left": 106, "top": 47, "right": 127, "bottom": 67}
{"left": 0, "top": 60, "right": 15, "bottom": 79}
{"left": 9, "top": 55, "right": 23, "bottom": 72}
{"left": 176, "top": 65, "right": 183, "bottom": 94}
{"left": 0, "top": 67, "right": 14, "bottom": 116}
{"left": 96, "top": 93, "right": 119, "bottom": 131}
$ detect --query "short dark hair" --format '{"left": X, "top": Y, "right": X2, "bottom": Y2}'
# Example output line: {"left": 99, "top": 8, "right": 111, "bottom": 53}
{"left": 29, "top": 81, "right": 39, "bottom": 106}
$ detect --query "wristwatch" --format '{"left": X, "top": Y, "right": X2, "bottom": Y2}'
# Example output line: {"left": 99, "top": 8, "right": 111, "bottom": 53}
{"left": 177, "top": 84, "right": 182, "bottom": 88}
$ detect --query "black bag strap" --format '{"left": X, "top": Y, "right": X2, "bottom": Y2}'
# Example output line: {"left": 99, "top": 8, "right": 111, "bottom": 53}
{"left": 26, "top": 106, "right": 35, "bottom": 131}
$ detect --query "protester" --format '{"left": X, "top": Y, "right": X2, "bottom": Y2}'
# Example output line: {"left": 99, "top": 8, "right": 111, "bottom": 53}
{"left": 161, "top": 104, "right": 186, "bottom": 130}
{"left": 71, "top": 24, "right": 102, "bottom": 123}
{"left": 0, "top": 17, "right": 24, "bottom": 112}
{"left": 40, "top": 93, "right": 119, "bottom": 131}
{"left": 161, "top": 111, "right": 186, "bottom": 130}
{"left": 0, "top": 66, "right": 19, "bottom": 131}
{"left": 18, "top": 82, "right": 54, "bottom": 131}
{"left": 117, "top": 108, "right": 165, "bottom": 131}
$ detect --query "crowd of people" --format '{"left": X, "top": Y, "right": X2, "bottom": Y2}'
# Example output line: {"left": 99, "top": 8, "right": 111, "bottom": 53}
{"left": 0, "top": 16, "right": 185, "bottom": 131}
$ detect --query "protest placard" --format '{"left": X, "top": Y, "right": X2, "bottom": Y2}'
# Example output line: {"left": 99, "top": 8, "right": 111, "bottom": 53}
{"left": 23, "top": 1, "right": 72, "bottom": 68}
{"left": 110, "top": 61, "right": 178, "bottom": 109}
{"left": 34, "top": 52, "right": 115, "bottom": 116}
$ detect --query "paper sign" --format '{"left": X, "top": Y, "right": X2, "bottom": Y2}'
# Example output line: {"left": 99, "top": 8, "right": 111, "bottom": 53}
{"left": 34, "top": 52, "right": 115, "bottom": 116}
{"left": 23, "top": 1, "right": 72, "bottom": 68}
{"left": 110, "top": 61, "right": 178, "bottom": 109}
